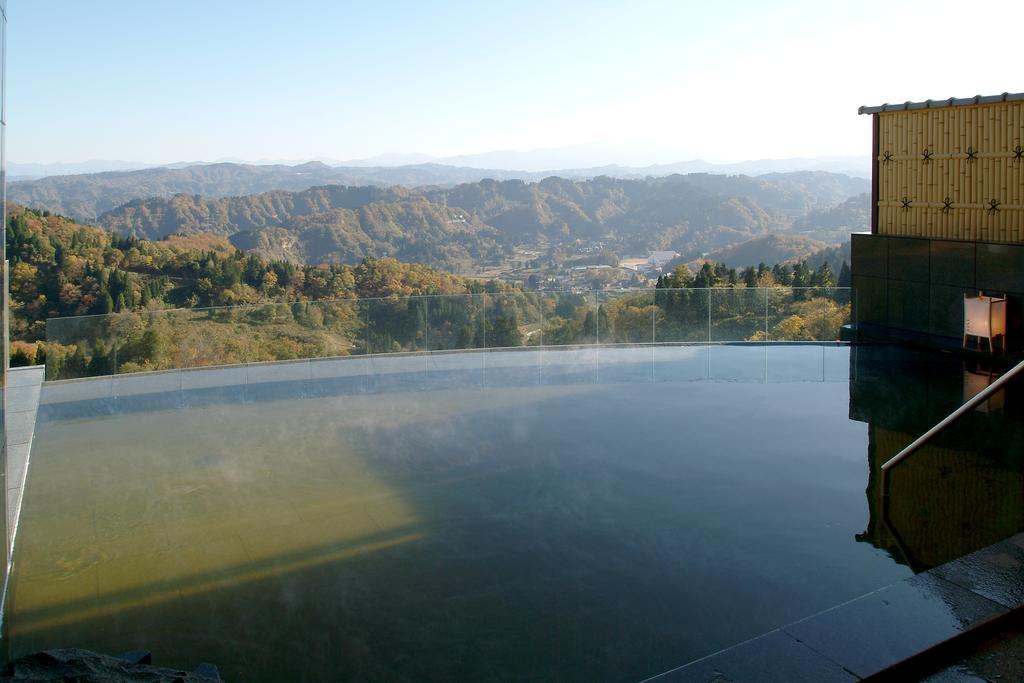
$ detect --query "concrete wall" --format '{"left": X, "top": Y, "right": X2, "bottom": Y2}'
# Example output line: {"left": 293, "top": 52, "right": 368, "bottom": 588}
{"left": 851, "top": 232, "right": 1024, "bottom": 351}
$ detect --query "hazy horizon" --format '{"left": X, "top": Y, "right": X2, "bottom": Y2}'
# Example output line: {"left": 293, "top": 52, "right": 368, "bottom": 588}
{"left": 6, "top": 147, "right": 872, "bottom": 178}
{"left": 8, "top": 0, "right": 1023, "bottom": 166}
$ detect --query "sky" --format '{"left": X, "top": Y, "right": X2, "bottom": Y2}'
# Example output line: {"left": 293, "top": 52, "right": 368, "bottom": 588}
{"left": 8, "top": 0, "right": 1024, "bottom": 167}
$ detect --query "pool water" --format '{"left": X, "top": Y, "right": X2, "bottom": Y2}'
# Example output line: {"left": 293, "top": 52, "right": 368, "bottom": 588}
{"left": 9, "top": 344, "right": 1023, "bottom": 681}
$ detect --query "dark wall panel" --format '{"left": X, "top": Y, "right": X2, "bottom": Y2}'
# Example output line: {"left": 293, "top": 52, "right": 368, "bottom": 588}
{"left": 929, "top": 241, "right": 975, "bottom": 287}
{"left": 976, "top": 243, "right": 1024, "bottom": 294}
{"left": 853, "top": 275, "right": 887, "bottom": 325}
{"left": 852, "top": 233, "right": 888, "bottom": 278}
{"left": 888, "top": 238, "right": 929, "bottom": 283}
{"left": 929, "top": 284, "right": 970, "bottom": 339}
{"left": 887, "top": 280, "right": 930, "bottom": 333}
{"left": 851, "top": 233, "right": 1024, "bottom": 351}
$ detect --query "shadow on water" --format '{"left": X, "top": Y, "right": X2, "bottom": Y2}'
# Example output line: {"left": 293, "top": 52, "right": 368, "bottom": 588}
{"left": 10, "top": 344, "right": 1024, "bottom": 681}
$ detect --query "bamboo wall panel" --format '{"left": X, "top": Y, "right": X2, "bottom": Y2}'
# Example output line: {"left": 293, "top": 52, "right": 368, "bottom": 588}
{"left": 876, "top": 102, "right": 1023, "bottom": 242}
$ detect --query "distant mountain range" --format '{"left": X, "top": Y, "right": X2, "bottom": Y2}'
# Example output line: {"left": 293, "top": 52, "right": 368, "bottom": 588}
{"left": 10, "top": 159, "right": 869, "bottom": 225}
{"left": 8, "top": 159, "right": 155, "bottom": 179}
{"left": 90, "top": 172, "right": 868, "bottom": 271}
{"left": 8, "top": 146, "right": 872, "bottom": 181}
{"left": 9, "top": 149, "right": 869, "bottom": 183}
{"left": 436, "top": 151, "right": 869, "bottom": 178}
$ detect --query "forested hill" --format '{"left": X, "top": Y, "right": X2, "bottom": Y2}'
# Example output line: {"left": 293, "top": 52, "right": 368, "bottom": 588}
{"left": 93, "top": 173, "right": 867, "bottom": 271}
{"left": 702, "top": 234, "right": 828, "bottom": 269}
{"left": 6, "top": 203, "right": 853, "bottom": 372}
{"left": 5, "top": 204, "right": 492, "bottom": 343}
{"left": 100, "top": 187, "right": 503, "bottom": 273}
{"left": 792, "top": 192, "right": 871, "bottom": 241}
{"left": 7, "top": 162, "right": 538, "bottom": 223}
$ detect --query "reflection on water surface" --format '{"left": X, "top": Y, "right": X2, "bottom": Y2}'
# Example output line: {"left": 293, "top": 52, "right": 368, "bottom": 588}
{"left": 10, "top": 345, "right": 1023, "bottom": 681}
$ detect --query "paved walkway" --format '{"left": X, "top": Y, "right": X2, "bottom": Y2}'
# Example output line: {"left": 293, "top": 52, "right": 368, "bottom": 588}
{"left": 923, "top": 618, "right": 1024, "bottom": 681}
{"left": 647, "top": 533, "right": 1024, "bottom": 681}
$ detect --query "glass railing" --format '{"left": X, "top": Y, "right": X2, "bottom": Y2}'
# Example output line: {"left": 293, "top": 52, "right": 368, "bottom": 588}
{"left": 43, "top": 287, "right": 852, "bottom": 380}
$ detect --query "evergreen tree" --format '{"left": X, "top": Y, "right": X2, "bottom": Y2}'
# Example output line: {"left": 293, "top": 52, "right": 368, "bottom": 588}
{"left": 772, "top": 263, "right": 791, "bottom": 286}
{"left": 65, "top": 345, "right": 88, "bottom": 378}
{"left": 742, "top": 266, "right": 757, "bottom": 288}
{"left": 813, "top": 262, "right": 835, "bottom": 288}
{"left": 9, "top": 347, "right": 32, "bottom": 367}
{"left": 582, "top": 309, "right": 597, "bottom": 341}
{"left": 488, "top": 311, "right": 522, "bottom": 348}
{"left": 87, "top": 342, "right": 114, "bottom": 376}
{"left": 838, "top": 261, "right": 851, "bottom": 288}
{"left": 138, "top": 328, "right": 161, "bottom": 362}
{"left": 791, "top": 261, "right": 812, "bottom": 288}
{"left": 456, "top": 323, "right": 478, "bottom": 348}
{"left": 597, "top": 305, "right": 610, "bottom": 339}
{"left": 669, "top": 265, "right": 694, "bottom": 288}
{"left": 694, "top": 263, "right": 715, "bottom": 289}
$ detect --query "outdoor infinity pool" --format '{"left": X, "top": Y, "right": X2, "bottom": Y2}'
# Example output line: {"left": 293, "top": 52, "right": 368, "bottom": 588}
{"left": 8, "top": 344, "right": 1024, "bottom": 681}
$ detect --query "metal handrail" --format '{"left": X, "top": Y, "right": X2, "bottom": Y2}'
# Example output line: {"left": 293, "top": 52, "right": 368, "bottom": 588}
{"left": 881, "top": 357, "right": 1024, "bottom": 470}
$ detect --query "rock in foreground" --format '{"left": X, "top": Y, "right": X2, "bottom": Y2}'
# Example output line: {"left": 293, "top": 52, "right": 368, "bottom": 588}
{"left": 1, "top": 649, "right": 222, "bottom": 682}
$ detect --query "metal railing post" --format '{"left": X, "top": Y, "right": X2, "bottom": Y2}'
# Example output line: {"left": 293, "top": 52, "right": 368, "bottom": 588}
{"left": 652, "top": 293, "right": 656, "bottom": 345}
{"left": 764, "top": 287, "right": 769, "bottom": 340}
{"left": 881, "top": 357, "right": 1024, "bottom": 470}
{"left": 422, "top": 298, "right": 428, "bottom": 388}
{"left": 707, "top": 289, "right": 712, "bottom": 343}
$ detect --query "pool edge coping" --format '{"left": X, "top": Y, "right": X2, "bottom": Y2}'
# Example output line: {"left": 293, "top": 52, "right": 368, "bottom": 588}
{"left": 642, "top": 531, "right": 1024, "bottom": 681}
{"left": 40, "top": 340, "right": 850, "bottom": 385}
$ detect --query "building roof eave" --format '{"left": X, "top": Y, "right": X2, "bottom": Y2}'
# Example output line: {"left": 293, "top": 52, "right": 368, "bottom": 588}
{"left": 858, "top": 92, "right": 1024, "bottom": 115}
